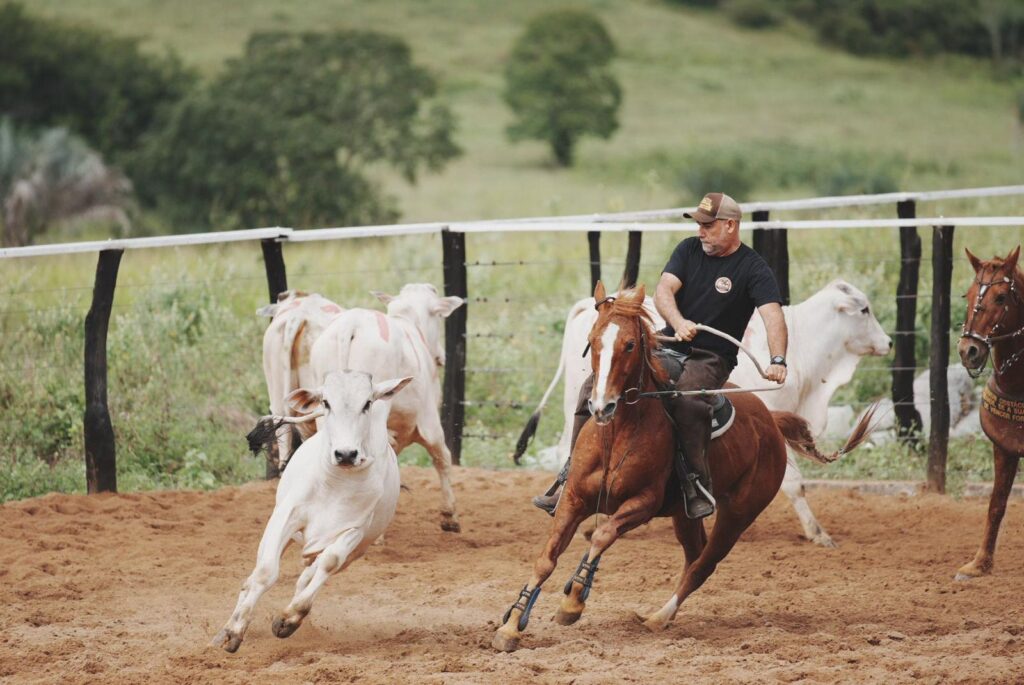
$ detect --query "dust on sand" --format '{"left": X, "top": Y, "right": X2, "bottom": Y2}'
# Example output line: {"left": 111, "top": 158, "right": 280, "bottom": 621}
{"left": 1, "top": 466, "right": 1022, "bottom": 684}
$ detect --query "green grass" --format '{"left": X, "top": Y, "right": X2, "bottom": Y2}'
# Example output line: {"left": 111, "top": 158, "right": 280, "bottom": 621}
{"left": 3, "top": 0, "right": 1022, "bottom": 498}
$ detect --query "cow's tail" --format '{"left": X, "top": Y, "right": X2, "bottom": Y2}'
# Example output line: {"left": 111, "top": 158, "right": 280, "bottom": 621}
{"left": 512, "top": 299, "right": 590, "bottom": 464}
{"left": 772, "top": 401, "right": 880, "bottom": 464}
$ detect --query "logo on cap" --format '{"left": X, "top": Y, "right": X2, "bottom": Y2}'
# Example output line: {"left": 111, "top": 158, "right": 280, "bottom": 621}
{"left": 699, "top": 196, "right": 715, "bottom": 212}
{"left": 715, "top": 277, "right": 732, "bottom": 294}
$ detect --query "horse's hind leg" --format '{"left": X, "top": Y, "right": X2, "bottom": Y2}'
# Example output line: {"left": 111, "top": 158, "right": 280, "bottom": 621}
{"left": 640, "top": 508, "right": 754, "bottom": 633}
{"left": 556, "top": 493, "right": 657, "bottom": 626}
{"left": 492, "top": 501, "right": 587, "bottom": 652}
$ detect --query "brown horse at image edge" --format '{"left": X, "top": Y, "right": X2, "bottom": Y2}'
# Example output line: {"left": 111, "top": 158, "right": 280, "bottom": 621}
{"left": 493, "top": 282, "right": 878, "bottom": 652}
{"left": 956, "top": 245, "right": 1024, "bottom": 580}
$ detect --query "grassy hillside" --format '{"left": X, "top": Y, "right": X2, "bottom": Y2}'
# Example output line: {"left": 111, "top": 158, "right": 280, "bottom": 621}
{"left": 29, "top": 0, "right": 1024, "bottom": 223}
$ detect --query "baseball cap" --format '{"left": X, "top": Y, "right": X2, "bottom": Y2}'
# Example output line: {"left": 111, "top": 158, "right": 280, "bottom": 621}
{"left": 684, "top": 192, "right": 742, "bottom": 223}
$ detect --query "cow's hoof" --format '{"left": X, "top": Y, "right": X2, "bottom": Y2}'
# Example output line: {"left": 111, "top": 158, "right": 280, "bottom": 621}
{"left": 271, "top": 615, "right": 301, "bottom": 639}
{"left": 440, "top": 516, "right": 461, "bottom": 533}
{"left": 553, "top": 608, "right": 582, "bottom": 626}
{"left": 211, "top": 628, "right": 243, "bottom": 653}
{"left": 812, "top": 535, "right": 838, "bottom": 549}
{"left": 492, "top": 629, "right": 520, "bottom": 652}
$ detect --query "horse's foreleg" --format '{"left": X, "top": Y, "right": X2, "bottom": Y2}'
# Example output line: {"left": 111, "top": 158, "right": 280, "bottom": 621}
{"left": 956, "top": 447, "right": 1020, "bottom": 581}
{"left": 641, "top": 507, "right": 754, "bottom": 633}
{"left": 555, "top": 494, "right": 656, "bottom": 626}
{"left": 492, "top": 500, "right": 587, "bottom": 652}
{"left": 211, "top": 508, "right": 295, "bottom": 652}
{"left": 272, "top": 528, "right": 364, "bottom": 639}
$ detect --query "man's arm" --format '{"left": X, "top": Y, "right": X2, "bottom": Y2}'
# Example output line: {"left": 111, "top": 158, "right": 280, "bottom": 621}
{"left": 655, "top": 272, "right": 697, "bottom": 341}
{"left": 758, "top": 302, "right": 787, "bottom": 384}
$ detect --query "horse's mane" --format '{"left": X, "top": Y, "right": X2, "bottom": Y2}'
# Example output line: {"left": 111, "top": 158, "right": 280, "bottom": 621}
{"left": 606, "top": 288, "right": 670, "bottom": 389}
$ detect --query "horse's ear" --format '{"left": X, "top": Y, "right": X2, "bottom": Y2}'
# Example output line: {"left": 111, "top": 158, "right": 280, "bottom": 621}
{"left": 633, "top": 283, "right": 646, "bottom": 301}
{"left": 594, "top": 280, "right": 606, "bottom": 302}
{"left": 1005, "top": 245, "right": 1020, "bottom": 272}
{"left": 965, "top": 248, "right": 982, "bottom": 273}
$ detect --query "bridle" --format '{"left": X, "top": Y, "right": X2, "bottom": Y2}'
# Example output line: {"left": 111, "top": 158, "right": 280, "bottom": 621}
{"left": 587, "top": 296, "right": 657, "bottom": 405}
{"left": 960, "top": 269, "right": 1024, "bottom": 378}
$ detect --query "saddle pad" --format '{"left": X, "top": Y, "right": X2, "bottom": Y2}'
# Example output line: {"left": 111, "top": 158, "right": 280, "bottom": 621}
{"left": 710, "top": 395, "right": 735, "bottom": 439}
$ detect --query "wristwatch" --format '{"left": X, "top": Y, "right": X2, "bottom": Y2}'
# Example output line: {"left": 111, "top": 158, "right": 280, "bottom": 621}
{"left": 770, "top": 355, "right": 786, "bottom": 367}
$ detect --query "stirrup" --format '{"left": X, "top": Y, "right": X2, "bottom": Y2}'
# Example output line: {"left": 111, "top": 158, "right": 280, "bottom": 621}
{"left": 532, "top": 491, "right": 560, "bottom": 516}
{"left": 683, "top": 474, "right": 716, "bottom": 520}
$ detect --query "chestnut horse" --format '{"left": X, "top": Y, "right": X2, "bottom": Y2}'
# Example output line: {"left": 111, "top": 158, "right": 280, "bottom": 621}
{"left": 956, "top": 246, "right": 1024, "bottom": 580}
{"left": 493, "top": 283, "right": 877, "bottom": 652}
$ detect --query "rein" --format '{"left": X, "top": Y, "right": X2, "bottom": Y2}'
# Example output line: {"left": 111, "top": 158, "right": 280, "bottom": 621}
{"left": 960, "top": 270, "right": 1024, "bottom": 378}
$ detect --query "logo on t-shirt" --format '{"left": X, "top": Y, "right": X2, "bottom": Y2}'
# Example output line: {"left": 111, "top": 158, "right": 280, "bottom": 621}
{"left": 715, "top": 277, "right": 732, "bottom": 294}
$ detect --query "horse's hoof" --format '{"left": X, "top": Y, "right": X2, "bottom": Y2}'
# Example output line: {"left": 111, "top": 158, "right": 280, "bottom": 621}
{"left": 954, "top": 572, "right": 975, "bottom": 582}
{"left": 211, "top": 628, "right": 243, "bottom": 653}
{"left": 642, "top": 615, "right": 670, "bottom": 633}
{"left": 492, "top": 630, "right": 520, "bottom": 652}
{"left": 440, "top": 517, "right": 462, "bottom": 533}
{"left": 271, "top": 615, "right": 301, "bottom": 639}
{"left": 553, "top": 608, "right": 582, "bottom": 626}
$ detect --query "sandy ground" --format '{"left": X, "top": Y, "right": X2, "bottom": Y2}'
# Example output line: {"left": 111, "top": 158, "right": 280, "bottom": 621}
{"left": 2, "top": 465, "right": 1023, "bottom": 684}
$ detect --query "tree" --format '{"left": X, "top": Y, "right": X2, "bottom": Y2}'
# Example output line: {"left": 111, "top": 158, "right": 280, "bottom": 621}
{"left": 0, "top": 2, "right": 196, "bottom": 164}
{"left": 132, "top": 30, "right": 460, "bottom": 230}
{"left": 504, "top": 9, "right": 622, "bottom": 167}
{"left": 0, "top": 119, "right": 132, "bottom": 246}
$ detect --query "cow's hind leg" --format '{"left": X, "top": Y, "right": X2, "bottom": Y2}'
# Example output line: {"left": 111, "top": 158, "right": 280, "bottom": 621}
{"left": 493, "top": 499, "right": 587, "bottom": 652}
{"left": 956, "top": 447, "right": 1020, "bottom": 580}
{"left": 556, "top": 493, "right": 657, "bottom": 626}
{"left": 211, "top": 509, "right": 294, "bottom": 652}
{"left": 415, "top": 421, "right": 460, "bottom": 532}
{"left": 640, "top": 507, "right": 756, "bottom": 633}
{"left": 272, "top": 529, "right": 364, "bottom": 639}
{"left": 781, "top": 455, "right": 837, "bottom": 547}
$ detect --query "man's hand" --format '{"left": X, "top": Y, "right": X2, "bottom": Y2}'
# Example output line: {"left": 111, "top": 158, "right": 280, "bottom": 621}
{"left": 765, "top": 363, "right": 787, "bottom": 384}
{"left": 674, "top": 319, "right": 698, "bottom": 342}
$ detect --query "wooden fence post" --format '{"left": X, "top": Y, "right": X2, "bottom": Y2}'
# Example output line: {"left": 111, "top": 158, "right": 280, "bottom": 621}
{"left": 927, "top": 224, "right": 955, "bottom": 493}
{"left": 84, "top": 248, "right": 123, "bottom": 494}
{"left": 892, "top": 200, "right": 924, "bottom": 446}
{"left": 752, "top": 210, "right": 789, "bottom": 305}
{"left": 260, "top": 238, "right": 288, "bottom": 303}
{"left": 588, "top": 231, "right": 601, "bottom": 292}
{"left": 622, "top": 230, "right": 642, "bottom": 289}
{"left": 441, "top": 228, "right": 467, "bottom": 465}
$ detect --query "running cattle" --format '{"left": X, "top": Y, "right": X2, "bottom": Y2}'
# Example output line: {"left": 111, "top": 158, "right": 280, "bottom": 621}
{"left": 258, "top": 290, "right": 345, "bottom": 469}
{"left": 212, "top": 370, "right": 411, "bottom": 653}
{"left": 514, "top": 279, "right": 890, "bottom": 546}
{"left": 312, "top": 283, "right": 464, "bottom": 532}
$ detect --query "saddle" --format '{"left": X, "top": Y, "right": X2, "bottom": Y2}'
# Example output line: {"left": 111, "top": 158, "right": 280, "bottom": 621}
{"left": 655, "top": 349, "right": 735, "bottom": 439}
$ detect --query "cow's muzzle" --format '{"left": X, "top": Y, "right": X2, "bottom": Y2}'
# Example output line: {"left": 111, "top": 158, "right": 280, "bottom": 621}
{"left": 334, "top": 449, "right": 359, "bottom": 466}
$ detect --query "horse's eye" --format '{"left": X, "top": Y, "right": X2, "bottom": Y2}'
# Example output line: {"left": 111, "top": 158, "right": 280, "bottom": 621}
{"left": 322, "top": 400, "right": 331, "bottom": 411}
{"left": 860, "top": 306, "right": 869, "bottom": 315}
{"left": 995, "top": 294, "right": 1006, "bottom": 305}
{"left": 362, "top": 400, "right": 371, "bottom": 413}
{"left": 625, "top": 341, "right": 636, "bottom": 352}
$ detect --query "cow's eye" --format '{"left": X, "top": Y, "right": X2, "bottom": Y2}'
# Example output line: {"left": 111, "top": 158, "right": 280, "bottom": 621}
{"left": 362, "top": 400, "right": 371, "bottom": 413}
{"left": 322, "top": 400, "right": 331, "bottom": 411}
{"left": 625, "top": 341, "right": 636, "bottom": 352}
{"left": 860, "top": 306, "right": 869, "bottom": 315}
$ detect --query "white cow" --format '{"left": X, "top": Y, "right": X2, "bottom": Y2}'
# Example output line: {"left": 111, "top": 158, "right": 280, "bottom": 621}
{"left": 312, "top": 283, "right": 464, "bottom": 532}
{"left": 517, "top": 279, "right": 890, "bottom": 547}
{"left": 212, "top": 370, "right": 411, "bottom": 653}
{"left": 258, "top": 290, "right": 345, "bottom": 468}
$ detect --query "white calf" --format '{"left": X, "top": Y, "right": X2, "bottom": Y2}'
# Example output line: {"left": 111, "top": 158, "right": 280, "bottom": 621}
{"left": 212, "top": 370, "right": 411, "bottom": 653}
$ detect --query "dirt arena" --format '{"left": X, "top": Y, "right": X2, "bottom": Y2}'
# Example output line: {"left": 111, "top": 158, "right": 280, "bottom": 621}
{"left": 2, "top": 466, "right": 1022, "bottom": 684}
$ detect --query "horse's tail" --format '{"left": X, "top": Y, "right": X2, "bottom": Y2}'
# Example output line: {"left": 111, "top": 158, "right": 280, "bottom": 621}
{"left": 771, "top": 401, "right": 881, "bottom": 464}
{"left": 511, "top": 298, "right": 592, "bottom": 464}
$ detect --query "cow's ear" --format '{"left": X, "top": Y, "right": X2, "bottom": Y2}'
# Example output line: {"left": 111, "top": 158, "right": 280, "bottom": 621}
{"left": 286, "top": 387, "right": 323, "bottom": 414}
{"left": 594, "top": 280, "right": 606, "bottom": 302}
{"left": 371, "top": 290, "right": 394, "bottom": 304}
{"left": 432, "top": 296, "right": 465, "bottom": 318}
{"left": 1004, "top": 245, "right": 1020, "bottom": 272}
{"left": 372, "top": 376, "right": 414, "bottom": 402}
{"left": 256, "top": 303, "right": 278, "bottom": 318}
{"left": 965, "top": 248, "right": 983, "bottom": 273}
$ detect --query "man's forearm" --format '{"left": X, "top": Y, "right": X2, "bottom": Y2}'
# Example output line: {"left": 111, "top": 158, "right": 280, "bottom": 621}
{"left": 654, "top": 287, "right": 686, "bottom": 331}
{"left": 760, "top": 304, "right": 788, "bottom": 358}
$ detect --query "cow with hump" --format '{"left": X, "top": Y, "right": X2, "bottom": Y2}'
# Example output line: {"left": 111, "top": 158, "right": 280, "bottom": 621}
{"left": 212, "top": 370, "right": 411, "bottom": 653}
{"left": 312, "top": 283, "right": 464, "bottom": 532}
{"left": 514, "top": 279, "right": 891, "bottom": 547}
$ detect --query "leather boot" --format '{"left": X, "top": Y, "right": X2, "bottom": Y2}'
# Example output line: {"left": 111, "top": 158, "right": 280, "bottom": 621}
{"left": 675, "top": 401, "right": 716, "bottom": 519}
{"left": 532, "top": 394, "right": 590, "bottom": 516}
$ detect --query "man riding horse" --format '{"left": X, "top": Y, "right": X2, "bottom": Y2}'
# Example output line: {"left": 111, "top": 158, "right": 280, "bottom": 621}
{"left": 533, "top": 192, "right": 789, "bottom": 519}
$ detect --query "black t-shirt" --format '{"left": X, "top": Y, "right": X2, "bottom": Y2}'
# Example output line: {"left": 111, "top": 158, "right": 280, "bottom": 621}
{"left": 661, "top": 237, "right": 781, "bottom": 367}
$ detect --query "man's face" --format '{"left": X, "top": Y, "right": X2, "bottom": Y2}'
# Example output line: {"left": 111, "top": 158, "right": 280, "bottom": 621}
{"left": 696, "top": 218, "right": 736, "bottom": 256}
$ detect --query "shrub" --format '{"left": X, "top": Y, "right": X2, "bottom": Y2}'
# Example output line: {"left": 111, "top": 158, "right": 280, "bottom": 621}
{"left": 724, "top": 0, "right": 785, "bottom": 29}
{"left": 678, "top": 150, "right": 757, "bottom": 201}
{"left": 504, "top": 9, "right": 622, "bottom": 167}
